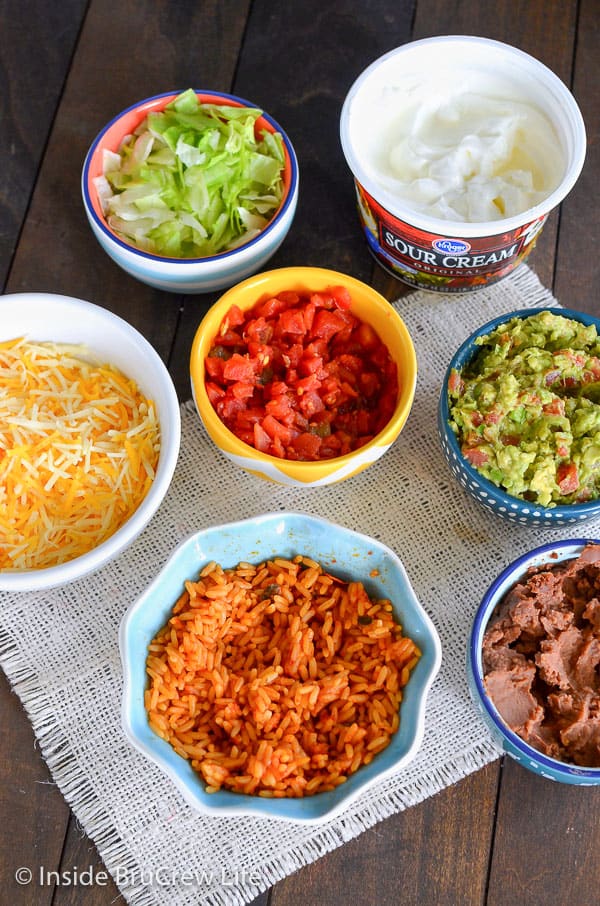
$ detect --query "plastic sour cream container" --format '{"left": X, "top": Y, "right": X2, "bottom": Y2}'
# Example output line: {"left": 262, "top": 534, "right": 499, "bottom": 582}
{"left": 340, "top": 36, "right": 586, "bottom": 293}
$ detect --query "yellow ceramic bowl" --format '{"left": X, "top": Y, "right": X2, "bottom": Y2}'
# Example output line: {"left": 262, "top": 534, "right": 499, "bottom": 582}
{"left": 190, "top": 266, "right": 416, "bottom": 485}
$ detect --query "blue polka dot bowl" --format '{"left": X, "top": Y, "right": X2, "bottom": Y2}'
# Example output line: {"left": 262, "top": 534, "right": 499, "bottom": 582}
{"left": 437, "top": 307, "right": 600, "bottom": 527}
{"left": 468, "top": 539, "right": 600, "bottom": 785}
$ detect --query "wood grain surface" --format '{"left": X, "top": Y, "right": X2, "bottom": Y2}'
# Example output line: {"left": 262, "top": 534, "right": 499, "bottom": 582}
{"left": 1, "top": 2, "right": 598, "bottom": 905}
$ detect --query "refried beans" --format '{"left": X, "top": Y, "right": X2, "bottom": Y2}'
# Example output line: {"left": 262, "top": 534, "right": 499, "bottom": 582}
{"left": 482, "top": 543, "right": 600, "bottom": 767}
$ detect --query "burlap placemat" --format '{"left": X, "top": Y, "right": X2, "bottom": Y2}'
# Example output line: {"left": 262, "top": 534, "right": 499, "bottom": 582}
{"left": 2, "top": 264, "right": 597, "bottom": 906}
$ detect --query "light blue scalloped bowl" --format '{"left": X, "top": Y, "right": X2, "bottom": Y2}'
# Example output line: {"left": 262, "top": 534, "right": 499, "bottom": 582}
{"left": 119, "top": 512, "right": 442, "bottom": 822}
{"left": 468, "top": 538, "right": 600, "bottom": 784}
{"left": 438, "top": 307, "right": 600, "bottom": 527}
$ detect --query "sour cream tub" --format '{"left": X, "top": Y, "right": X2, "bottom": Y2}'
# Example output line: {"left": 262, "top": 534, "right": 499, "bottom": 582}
{"left": 340, "top": 36, "right": 586, "bottom": 293}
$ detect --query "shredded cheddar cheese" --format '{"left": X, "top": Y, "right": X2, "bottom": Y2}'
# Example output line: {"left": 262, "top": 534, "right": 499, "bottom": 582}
{"left": 0, "top": 338, "right": 161, "bottom": 571}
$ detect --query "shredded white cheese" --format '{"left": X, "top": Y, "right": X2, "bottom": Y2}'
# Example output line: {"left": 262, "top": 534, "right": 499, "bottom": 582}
{"left": 0, "top": 338, "right": 161, "bottom": 571}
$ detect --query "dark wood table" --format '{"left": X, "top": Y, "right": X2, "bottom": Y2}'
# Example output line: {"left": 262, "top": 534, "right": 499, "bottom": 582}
{"left": 1, "top": 2, "right": 598, "bottom": 904}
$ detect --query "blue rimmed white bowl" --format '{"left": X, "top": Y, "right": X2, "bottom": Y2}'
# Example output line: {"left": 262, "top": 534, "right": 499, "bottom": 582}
{"left": 82, "top": 90, "right": 298, "bottom": 294}
{"left": 438, "top": 307, "right": 600, "bottom": 527}
{"left": 119, "top": 512, "right": 442, "bottom": 823}
{"left": 468, "top": 539, "right": 600, "bottom": 785}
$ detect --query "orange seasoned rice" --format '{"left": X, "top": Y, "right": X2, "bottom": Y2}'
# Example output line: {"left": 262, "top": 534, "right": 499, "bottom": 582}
{"left": 145, "top": 554, "right": 421, "bottom": 797}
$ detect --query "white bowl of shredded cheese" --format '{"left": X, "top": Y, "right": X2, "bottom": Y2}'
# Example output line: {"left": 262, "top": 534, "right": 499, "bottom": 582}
{"left": 0, "top": 293, "right": 180, "bottom": 592}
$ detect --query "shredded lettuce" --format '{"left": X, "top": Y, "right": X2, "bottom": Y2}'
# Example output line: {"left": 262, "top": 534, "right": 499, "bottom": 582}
{"left": 97, "top": 89, "right": 286, "bottom": 258}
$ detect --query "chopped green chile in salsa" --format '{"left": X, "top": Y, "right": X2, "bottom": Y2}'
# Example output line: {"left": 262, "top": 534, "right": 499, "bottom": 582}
{"left": 205, "top": 286, "right": 398, "bottom": 460}
{"left": 448, "top": 310, "right": 600, "bottom": 507}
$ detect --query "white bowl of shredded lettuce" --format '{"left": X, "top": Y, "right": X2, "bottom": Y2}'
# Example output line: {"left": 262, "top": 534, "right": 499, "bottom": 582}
{"left": 82, "top": 90, "right": 299, "bottom": 294}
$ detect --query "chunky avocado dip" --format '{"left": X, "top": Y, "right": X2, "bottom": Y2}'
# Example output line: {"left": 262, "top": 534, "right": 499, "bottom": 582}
{"left": 448, "top": 310, "right": 600, "bottom": 506}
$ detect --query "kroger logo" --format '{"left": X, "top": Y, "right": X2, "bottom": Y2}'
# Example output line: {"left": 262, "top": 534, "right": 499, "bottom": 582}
{"left": 432, "top": 238, "right": 471, "bottom": 255}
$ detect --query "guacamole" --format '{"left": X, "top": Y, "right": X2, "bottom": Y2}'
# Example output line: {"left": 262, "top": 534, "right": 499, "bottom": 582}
{"left": 448, "top": 310, "right": 600, "bottom": 506}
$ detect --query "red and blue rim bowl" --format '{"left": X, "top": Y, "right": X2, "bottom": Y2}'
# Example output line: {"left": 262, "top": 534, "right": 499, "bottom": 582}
{"left": 81, "top": 90, "right": 299, "bottom": 293}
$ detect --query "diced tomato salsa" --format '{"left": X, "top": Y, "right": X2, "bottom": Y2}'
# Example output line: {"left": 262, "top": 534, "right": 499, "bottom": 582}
{"left": 205, "top": 287, "right": 399, "bottom": 461}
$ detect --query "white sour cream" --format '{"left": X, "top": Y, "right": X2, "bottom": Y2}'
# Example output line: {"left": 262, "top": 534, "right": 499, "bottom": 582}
{"left": 349, "top": 72, "right": 566, "bottom": 223}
